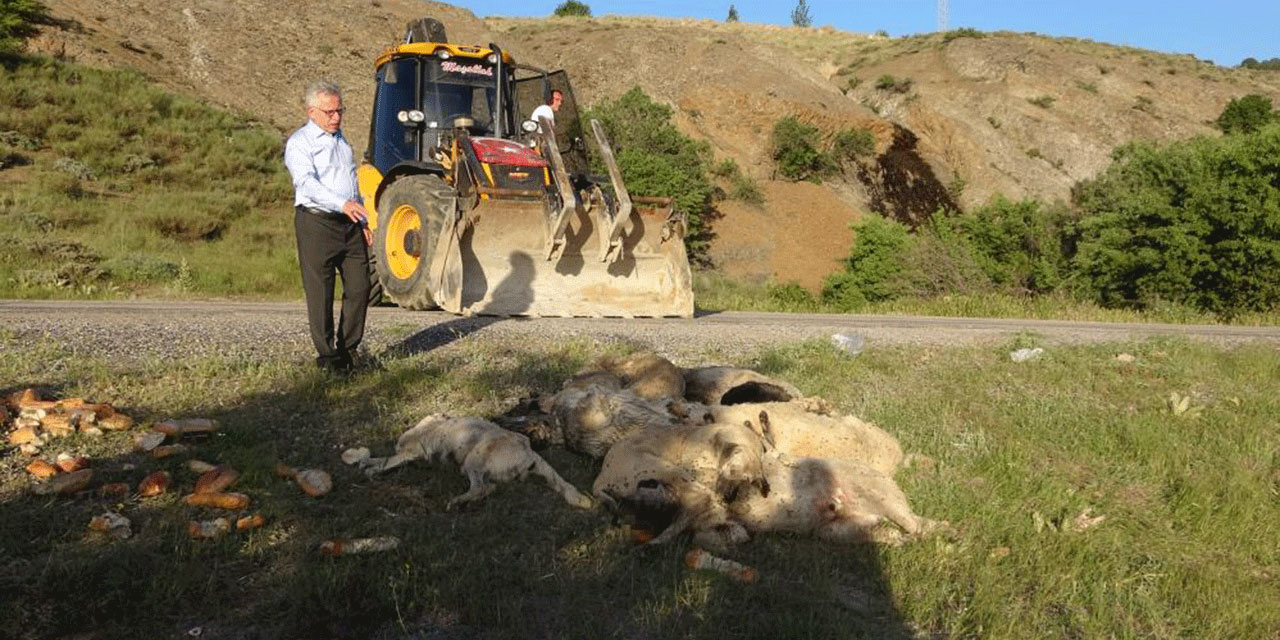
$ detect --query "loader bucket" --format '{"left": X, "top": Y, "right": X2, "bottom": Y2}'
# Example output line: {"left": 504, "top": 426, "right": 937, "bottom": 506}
{"left": 434, "top": 196, "right": 693, "bottom": 317}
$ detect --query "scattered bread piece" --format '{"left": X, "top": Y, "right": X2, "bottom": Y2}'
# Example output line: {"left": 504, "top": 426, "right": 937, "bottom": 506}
{"left": 41, "top": 414, "right": 75, "bottom": 438}
{"left": 294, "top": 469, "right": 333, "bottom": 497}
{"left": 31, "top": 469, "right": 93, "bottom": 495}
{"left": 55, "top": 453, "right": 90, "bottom": 473}
{"left": 98, "top": 413, "right": 134, "bottom": 431}
{"left": 235, "top": 514, "right": 267, "bottom": 531}
{"left": 8, "top": 425, "right": 41, "bottom": 445}
{"left": 155, "top": 418, "right": 218, "bottom": 437}
{"left": 184, "top": 492, "right": 250, "bottom": 510}
{"left": 151, "top": 444, "right": 188, "bottom": 459}
{"left": 194, "top": 466, "right": 239, "bottom": 494}
{"left": 274, "top": 462, "right": 297, "bottom": 479}
{"left": 138, "top": 471, "right": 172, "bottom": 498}
{"left": 318, "top": 536, "right": 400, "bottom": 556}
{"left": 18, "top": 443, "right": 41, "bottom": 457}
{"left": 25, "top": 459, "right": 59, "bottom": 479}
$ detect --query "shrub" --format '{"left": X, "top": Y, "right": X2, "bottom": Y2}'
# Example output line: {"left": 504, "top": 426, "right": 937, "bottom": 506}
{"left": 958, "top": 197, "right": 1075, "bottom": 293}
{"left": 770, "top": 116, "right": 830, "bottom": 182}
{"left": 1072, "top": 125, "right": 1280, "bottom": 315}
{"left": 875, "top": 74, "right": 912, "bottom": 93}
{"left": 726, "top": 4, "right": 738, "bottom": 22}
{"left": 1215, "top": 94, "right": 1274, "bottom": 134}
{"left": 831, "top": 128, "right": 875, "bottom": 163}
{"left": 583, "top": 87, "right": 715, "bottom": 257}
{"left": 0, "top": 0, "right": 46, "bottom": 53}
{"left": 552, "top": 1, "right": 591, "bottom": 17}
{"left": 941, "top": 28, "right": 985, "bottom": 42}
{"left": 820, "top": 215, "right": 914, "bottom": 309}
{"left": 1027, "top": 95, "right": 1055, "bottom": 108}
{"left": 1239, "top": 57, "right": 1280, "bottom": 70}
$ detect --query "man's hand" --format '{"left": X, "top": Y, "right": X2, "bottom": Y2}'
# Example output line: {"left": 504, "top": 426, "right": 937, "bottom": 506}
{"left": 342, "top": 200, "right": 369, "bottom": 225}
{"left": 343, "top": 200, "right": 373, "bottom": 246}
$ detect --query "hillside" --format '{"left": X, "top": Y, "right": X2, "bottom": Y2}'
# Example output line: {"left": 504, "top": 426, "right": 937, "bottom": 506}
{"left": 23, "top": 1, "right": 1280, "bottom": 289}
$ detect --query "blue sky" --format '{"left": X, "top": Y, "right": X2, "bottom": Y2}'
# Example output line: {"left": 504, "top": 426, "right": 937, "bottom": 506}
{"left": 456, "top": 1, "right": 1277, "bottom": 67}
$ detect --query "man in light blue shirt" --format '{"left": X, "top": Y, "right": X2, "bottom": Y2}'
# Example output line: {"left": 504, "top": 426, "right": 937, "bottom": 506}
{"left": 284, "top": 81, "right": 372, "bottom": 373}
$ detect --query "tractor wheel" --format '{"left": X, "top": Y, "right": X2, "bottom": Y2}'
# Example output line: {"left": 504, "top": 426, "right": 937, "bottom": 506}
{"left": 373, "top": 174, "right": 452, "bottom": 310}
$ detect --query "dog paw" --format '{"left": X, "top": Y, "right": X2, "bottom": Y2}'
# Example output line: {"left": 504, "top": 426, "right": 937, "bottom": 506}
{"left": 341, "top": 447, "right": 370, "bottom": 465}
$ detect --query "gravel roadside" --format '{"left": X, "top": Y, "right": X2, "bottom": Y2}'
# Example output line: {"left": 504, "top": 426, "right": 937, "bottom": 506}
{"left": 2, "top": 300, "right": 1277, "bottom": 365}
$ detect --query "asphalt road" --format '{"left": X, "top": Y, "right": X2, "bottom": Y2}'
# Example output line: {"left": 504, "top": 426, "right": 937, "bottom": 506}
{"left": 1, "top": 300, "right": 1276, "bottom": 363}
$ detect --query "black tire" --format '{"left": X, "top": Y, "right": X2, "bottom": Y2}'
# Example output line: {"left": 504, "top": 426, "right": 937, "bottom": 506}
{"left": 373, "top": 174, "right": 452, "bottom": 310}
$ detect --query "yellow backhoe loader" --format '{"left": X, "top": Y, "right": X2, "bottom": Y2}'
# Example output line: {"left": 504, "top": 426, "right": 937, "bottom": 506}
{"left": 356, "top": 18, "right": 694, "bottom": 317}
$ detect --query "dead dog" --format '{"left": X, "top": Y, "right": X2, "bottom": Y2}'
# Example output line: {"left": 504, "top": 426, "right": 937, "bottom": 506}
{"left": 593, "top": 410, "right": 939, "bottom": 549}
{"left": 592, "top": 418, "right": 769, "bottom": 547}
{"left": 504, "top": 352, "right": 710, "bottom": 458}
{"left": 343, "top": 414, "right": 594, "bottom": 510}
{"left": 729, "top": 453, "right": 943, "bottom": 545}
{"left": 709, "top": 403, "right": 904, "bottom": 475}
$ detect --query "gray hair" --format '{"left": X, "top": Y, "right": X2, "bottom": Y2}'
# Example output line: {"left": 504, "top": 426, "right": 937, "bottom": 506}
{"left": 304, "top": 81, "right": 342, "bottom": 108}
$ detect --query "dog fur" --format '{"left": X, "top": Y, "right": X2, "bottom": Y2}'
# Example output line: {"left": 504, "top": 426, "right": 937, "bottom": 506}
{"left": 343, "top": 414, "right": 593, "bottom": 510}
{"left": 592, "top": 410, "right": 936, "bottom": 549}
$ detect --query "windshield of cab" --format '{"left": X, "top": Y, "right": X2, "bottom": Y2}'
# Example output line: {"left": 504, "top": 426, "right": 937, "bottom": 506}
{"left": 423, "top": 58, "right": 499, "bottom": 133}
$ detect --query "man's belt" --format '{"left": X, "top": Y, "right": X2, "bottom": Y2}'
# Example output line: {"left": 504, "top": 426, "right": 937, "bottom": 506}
{"left": 297, "top": 205, "right": 351, "bottom": 222}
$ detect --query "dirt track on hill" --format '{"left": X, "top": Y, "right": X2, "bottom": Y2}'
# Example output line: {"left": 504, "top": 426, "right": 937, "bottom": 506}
{"left": 1, "top": 300, "right": 1275, "bottom": 366}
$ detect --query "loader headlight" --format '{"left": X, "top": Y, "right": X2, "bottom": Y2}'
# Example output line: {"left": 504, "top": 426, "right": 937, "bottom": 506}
{"left": 521, "top": 119, "right": 538, "bottom": 133}
{"left": 408, "top": 110, "right": 425, "bottom": 123}
{"left": 485, "top": 53, "right": 498, "bottom": 64}
{"left": 397, "top": 110, "right": 410, "bottom": 123}
{"left": 397, "top": 110, "right": 426, "bottom": 125}
{"left": 435, "top": 48, "right": 451, "bottom": 60}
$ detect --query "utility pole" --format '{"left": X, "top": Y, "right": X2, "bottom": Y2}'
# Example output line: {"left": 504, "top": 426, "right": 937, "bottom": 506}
{"left": 937, "top": 0, "right": 949, "bottom": 31}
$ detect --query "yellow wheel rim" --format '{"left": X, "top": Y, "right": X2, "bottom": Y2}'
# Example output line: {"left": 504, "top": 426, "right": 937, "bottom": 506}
{"left": 386, "top": 204, "right": 422, "bottom": 280}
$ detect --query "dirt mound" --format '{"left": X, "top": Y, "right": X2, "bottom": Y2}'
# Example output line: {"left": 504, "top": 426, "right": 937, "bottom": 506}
{"left": 27, "top": 5, "right": 1280, "bottom": 290}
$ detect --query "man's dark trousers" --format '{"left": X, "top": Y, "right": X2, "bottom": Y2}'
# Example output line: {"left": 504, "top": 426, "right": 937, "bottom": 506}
{"left": 294, "top": 206, "right": 371, "bottom": 370}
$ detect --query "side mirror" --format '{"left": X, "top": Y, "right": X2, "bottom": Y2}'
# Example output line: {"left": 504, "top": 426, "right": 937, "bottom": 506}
{"left": 521, "top": 120, "right": 539, "bottom": 133}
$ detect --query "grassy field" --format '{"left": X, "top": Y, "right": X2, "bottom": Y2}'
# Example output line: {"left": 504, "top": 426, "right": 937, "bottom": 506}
{"left": 1, "top": 330, "right": 1276, "bottom": 639}
{"left": 0, "top": 56, "right": 298, "bottom": 300}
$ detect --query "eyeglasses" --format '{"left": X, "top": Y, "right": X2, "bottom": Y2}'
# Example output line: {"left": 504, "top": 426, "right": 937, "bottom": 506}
{"left": 313, "top": 107, "right": 345, "bottom": 118}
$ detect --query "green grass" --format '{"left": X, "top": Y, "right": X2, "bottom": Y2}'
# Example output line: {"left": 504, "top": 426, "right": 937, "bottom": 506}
{"left": 693, "top": 272, "right": 1280, "bottom": 325}
{"left": 0, "top": 55, "right": 297, "bottom": 300}
{"left": 1, "top": 331, "right": 1276, "bottom": 639}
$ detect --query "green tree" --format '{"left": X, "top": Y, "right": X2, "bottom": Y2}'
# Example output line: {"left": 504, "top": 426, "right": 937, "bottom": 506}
{"left": 1072, "top": 125, "right": 1280, "bottom": 315}
{"left": 726, "top": 4, "right": 739, "bottom": 22}
{"left": 1215, "top": 94, "right": 1275, "bottom": 134}
{"left": 0, "top": 0, "right": 47, "bottom": 54}
{"left": 583, "top": 87, "right": 716, "bottom": 258}
{"left": 553, "top": 0, "right": 592, "bottom": 17}
{"left": 790, "top": 0, "right": 812, "bottom": 27}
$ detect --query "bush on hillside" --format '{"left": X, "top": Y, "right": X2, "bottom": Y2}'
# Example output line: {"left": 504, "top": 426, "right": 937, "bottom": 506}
{"left": 583, "top": 87, "right": 715, "bottom": 258}
{"left": 771, "top": 116, "right": 831, "bottom": 182}
{"left": 553, "top": 1, "right": 591, "bottom": 17}
{"left": 1215, "top": 94, "right": 1275, "bottom": 134}
{"left": 957, "top": 197, "right": 1075, "bottom": 293}
{"left": 726, "top": 4, "right": 739, "bottom": 22}
{"left": 1072, "top": 125, "right": 1280, "bottom": 315}
{"left": 0, "top": 0, "right": 46, "bottom": 54}
{"left": 1239, "top": 57, "right": 1280, "bottom": 70}
{"left": 820, "top": 215, "right": 913, "bottom": 309}
{"left": 830, "top": 127, "right": 875, "bottom": 163}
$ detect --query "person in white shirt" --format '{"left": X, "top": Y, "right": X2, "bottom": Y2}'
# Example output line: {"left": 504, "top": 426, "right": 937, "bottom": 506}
{"left": 530, "top": 89, "right": 563, "bottom": 133}
{"left": 283, "top": 81, "right": 372, "bottom": 374}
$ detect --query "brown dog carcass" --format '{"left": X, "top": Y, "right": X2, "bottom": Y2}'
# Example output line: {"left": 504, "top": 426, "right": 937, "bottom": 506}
{"left": 594, "top": 409, "right": 937, "bottom": 549}
{"left": 506, "top": 352, "right": 709, "bottom": 458}
{"left": 709, "top": 403, "right": 904, "bottom": 475}
{"left": 593, "top": 419, "right": 767, "bottom": 547}
{"left": 343, "top": 414, "right": 593, "bottom": 510}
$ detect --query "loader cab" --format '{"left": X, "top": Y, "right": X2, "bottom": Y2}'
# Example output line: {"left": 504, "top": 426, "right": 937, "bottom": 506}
{"left": 366, "top": 44, "right": 589, "bottom": 182}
